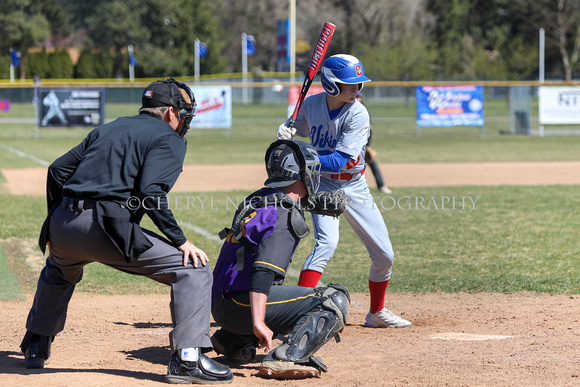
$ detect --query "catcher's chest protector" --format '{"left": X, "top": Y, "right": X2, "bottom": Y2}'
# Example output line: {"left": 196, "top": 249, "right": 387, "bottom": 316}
{"left": 218, "top": 189, "right": 309, "bottom": 272}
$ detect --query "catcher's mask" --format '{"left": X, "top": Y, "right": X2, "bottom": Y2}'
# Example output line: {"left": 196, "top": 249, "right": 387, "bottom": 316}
{"left": 142, "top": 78, "right": 196, "bottom": 137}
{"left": 264, "top": 140, "right": 321, "bottom": 198}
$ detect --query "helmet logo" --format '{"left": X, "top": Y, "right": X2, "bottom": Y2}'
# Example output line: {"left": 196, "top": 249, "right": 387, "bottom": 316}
{"left": 355, "top": 64, "right": 362, "bottom": 76}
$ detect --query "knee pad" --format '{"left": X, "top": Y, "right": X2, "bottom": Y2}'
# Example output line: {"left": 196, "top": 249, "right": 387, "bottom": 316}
{"left": 317, "top": 282, "right": 351, "bottom": 325}
{"left": 275, "top": 310, "right": 343, "bottom": 362}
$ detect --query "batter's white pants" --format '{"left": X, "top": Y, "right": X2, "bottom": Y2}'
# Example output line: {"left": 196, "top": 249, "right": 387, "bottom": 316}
{"left": 302, "top": 175, "right": 394, "bottom": 282}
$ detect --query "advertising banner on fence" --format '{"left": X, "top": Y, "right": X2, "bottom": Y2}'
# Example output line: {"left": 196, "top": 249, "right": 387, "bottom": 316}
{"left": 538, "top": 86, "right": 580, "bottom": 125}
{"left": 188, "top": 85, "right": 232, "bottom": 129}
{"left": 39, "top": 89, "right": 105, "bottom": 127}
{"left": 287, "top": 85, "right": 326, "bottom": 117}
{"left": 416, "top": 85, "right": 484, "bottom": 127}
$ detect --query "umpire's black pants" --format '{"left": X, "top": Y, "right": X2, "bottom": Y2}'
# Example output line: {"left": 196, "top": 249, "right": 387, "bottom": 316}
{"left": 25, "top": 202, "right": 213, "bottom": 353}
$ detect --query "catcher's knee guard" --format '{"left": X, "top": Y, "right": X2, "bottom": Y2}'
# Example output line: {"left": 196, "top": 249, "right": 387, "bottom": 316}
{"left": 275, "top": 310, "right": 342, "bottom": 363}
{"left": 317, "top": 282, "right": 350, "bottom": 325}
{"left": 275, "top": 283, "right": 351, "bottom": 363}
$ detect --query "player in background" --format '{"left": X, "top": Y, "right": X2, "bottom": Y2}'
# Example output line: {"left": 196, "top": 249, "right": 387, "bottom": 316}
{"left": 277, "top": 54, "right": 411, "bottom": 328}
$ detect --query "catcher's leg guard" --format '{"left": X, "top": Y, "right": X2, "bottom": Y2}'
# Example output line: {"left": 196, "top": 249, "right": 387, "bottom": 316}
{"left": 271, "top": 283, "right": 350, "bottom": 371}
{"left": 274, "top": 310, "right": 340, "bottom": 364}
{"left": 316, "top": 282, "right": 350, "bottom": 325}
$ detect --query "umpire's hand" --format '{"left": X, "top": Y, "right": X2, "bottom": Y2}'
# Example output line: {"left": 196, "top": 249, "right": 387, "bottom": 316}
{"left": 178, "top": 240, "right": 209, "bottom": 267}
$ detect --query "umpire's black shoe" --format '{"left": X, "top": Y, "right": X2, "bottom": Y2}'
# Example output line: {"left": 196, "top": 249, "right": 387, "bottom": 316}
{"left": 23, "top": 335, "right": 52, "bottom": 369}
{"left": 165, "top": 349, "right": 233, "bottom": 384}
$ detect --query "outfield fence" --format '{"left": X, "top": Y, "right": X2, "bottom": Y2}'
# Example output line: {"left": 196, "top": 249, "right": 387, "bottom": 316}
{"left": 1, "top": 77, "right": 579, "bottom": 137}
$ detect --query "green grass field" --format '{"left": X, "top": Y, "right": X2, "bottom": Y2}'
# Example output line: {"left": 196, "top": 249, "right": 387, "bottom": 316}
{"left": 0, "top": 102, "right": 579, "bottom": 299}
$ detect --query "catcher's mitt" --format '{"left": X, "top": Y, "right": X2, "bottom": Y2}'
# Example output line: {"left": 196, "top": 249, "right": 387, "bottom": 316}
{"left": 365, "top": 146, "right": 377, "bottom": 163}
{"left": 305, "top": 189, "right": 348, "bottom": 218}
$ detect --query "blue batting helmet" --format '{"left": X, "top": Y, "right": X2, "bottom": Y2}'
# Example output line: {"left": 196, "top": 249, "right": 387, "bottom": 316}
{"left": 320, "top": 54, "right": 371, "bottom": 97}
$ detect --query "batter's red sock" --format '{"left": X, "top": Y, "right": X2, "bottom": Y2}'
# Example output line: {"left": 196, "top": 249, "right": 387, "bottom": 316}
{"left": 369, "top": 280, "right": 389, "bottom": 314}
{"left": 298, "top": 270, "right": 322, "bottom": 287}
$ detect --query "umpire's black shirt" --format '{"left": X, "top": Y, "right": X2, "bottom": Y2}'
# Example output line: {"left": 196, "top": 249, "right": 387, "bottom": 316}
{"left": 45, "top": 112, "right": 188, "bottom": 247}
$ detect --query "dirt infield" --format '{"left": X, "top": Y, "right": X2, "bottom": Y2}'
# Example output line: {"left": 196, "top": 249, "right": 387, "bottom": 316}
{"left": 1, "top": 162, "right": 579, "bottom": 386}
{"left": 3, "top": 161, "right": 580, "bottom": 196}
{"left": 1, "top": 292, "right": 578, "bottom": 386}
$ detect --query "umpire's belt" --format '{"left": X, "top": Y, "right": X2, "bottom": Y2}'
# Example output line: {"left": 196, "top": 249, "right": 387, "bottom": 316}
{"left": 330, "top": 169, "right": 364, "bottom": 181}
{"left": 62, "top": 196, "right": 97, "bottom": 211}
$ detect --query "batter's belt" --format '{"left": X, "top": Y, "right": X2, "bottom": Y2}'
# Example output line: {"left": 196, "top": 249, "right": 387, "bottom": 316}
{"left": 330, "top": 168, "right": 365, "bottom": 181}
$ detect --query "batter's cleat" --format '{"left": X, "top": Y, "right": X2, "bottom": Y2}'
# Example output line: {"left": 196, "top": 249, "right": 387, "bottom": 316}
{"left": 165, "top": 350, "right": 233, "bottom": 384}
{"left": 379, "top": 186, "right": 392, "bottom": 194}
{"left": 364, "top": 308, "right": 411, "bottom": 328}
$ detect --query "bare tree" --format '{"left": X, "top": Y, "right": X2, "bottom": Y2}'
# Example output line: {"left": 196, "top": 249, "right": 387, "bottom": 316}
{"left": 528, "top": 0, "right": 580, "bottom": 81}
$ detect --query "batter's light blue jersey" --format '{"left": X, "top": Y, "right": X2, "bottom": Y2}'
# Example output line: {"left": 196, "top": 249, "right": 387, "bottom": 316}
{"left": 293, "top": 93, "right": 370, "bottom": 176}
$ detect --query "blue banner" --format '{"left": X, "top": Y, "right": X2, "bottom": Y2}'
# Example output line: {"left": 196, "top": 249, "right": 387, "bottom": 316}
{"left": 277, "top": 19, "right": 290, "bottom": 64}
{"left": 416, "top": 85, "right": 484, "bottom": 127}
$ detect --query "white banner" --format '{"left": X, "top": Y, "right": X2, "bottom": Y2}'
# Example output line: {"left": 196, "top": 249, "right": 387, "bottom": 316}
{"left": 538, "top": 86, "right": 580, "bottom": 125}
{"left": 187, "top": 85, "right": 232, "bottom": 129}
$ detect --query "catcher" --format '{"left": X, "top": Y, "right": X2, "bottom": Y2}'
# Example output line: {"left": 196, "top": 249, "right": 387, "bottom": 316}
{"left": 211, "top": 139, "right": 350, "bottom": 379}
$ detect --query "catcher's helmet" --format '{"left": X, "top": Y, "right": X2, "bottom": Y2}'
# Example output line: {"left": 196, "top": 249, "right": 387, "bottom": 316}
{"left": 321, "top": 54, "right": 371, "bottom": 97}
{"left": 264, "top": 140, "right": 321, "bottom": 198}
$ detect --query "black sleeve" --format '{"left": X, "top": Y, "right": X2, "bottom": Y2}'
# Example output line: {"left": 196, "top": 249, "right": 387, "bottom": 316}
{"left": 46, "top": 135, "right": 91, "bottom": 211}
{"left": 138, "top": 134, "right": 188, "bottom": 246}
{"left": 250, "top": 266, "right": 276, "bottom": 295}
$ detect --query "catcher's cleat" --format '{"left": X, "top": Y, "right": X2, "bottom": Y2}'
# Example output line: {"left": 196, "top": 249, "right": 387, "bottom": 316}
{"left": 165, "top": 350, "right": 233, "bottom": 384}
{"left": 258, "top": 360, "right": 321, "bottom": 379}
{"left": 364, "top": 308, "right": 411, "bottom": 328}
{"left": 211, "top": 330, "right": 256, "bottom": 362}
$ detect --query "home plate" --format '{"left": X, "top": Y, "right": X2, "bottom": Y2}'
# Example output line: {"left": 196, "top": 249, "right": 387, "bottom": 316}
{"left": 431, "top": 333, "right": 513, "bottom": 341}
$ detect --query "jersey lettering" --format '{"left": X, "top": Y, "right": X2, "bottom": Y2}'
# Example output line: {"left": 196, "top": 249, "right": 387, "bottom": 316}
{"left": 345, "top": 156, "right": 361, "bottom": 170}
{"left": 310, "top": 124, "right": 338, "bottom": 149}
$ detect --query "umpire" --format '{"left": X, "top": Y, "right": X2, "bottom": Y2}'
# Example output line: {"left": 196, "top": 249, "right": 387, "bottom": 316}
{"left": 19, "top": 78, "right": 233, "bottom": 384}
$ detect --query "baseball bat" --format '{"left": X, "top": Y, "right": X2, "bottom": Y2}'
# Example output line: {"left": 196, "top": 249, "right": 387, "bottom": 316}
{"left": 287, "top": 22, "right": 336, "bottom": 129}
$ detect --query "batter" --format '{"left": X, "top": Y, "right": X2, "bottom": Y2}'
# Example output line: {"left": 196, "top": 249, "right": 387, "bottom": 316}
{"left": 277, "top": 54, "right": 411, "bottom": 328}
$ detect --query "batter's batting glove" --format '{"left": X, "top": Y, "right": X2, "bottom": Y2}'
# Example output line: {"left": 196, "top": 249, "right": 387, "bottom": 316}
{"left": 277, "top": 122, "right": 296, "bottom": 140}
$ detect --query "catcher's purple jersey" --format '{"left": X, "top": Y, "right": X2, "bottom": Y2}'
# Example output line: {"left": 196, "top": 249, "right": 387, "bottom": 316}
{"left": 293, "top": 92, "right": 370, "bottom": 177}
{"left": 212, "top": 188, "right": 300, "bottom": 298}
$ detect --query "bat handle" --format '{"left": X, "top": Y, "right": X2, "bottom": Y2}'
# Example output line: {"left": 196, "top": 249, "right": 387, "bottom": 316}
{"left": 287, "top": 118, "right": 296, "bottom": 130}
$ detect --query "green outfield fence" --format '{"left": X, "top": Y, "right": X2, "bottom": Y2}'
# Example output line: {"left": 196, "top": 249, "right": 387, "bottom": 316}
{"left": 1, "top": 75, "right": 579, "bottom": 136}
